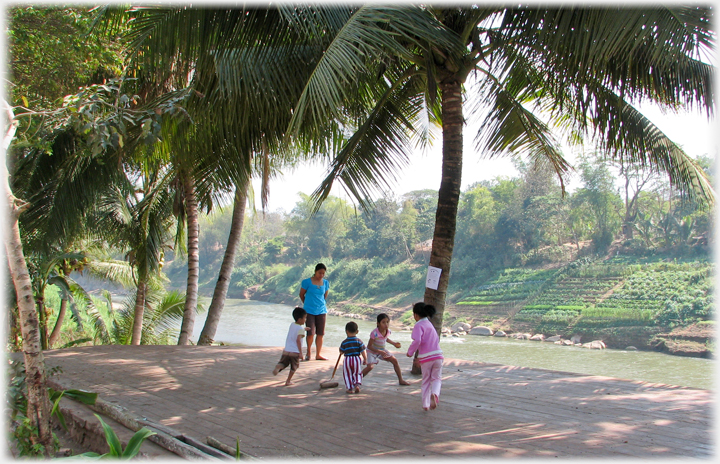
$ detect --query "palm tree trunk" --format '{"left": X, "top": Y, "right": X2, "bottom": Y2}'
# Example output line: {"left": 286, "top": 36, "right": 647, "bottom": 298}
{"left": 198, "top": 181, "right": 249, "bottom": 345}
{"left": 131, "top": 280, "right": 146, "bottom": 345}
{"left": 423, "top": 80, "right": 464, "bottom": 333}
{"left": 3, "top": 101, "right": 54, "bottom": 455}
{"left": 36, "top": 295, "right": 48, "bottom": 350}
{"left": 47, "top": 298, "right": 67, "bottom": 348}
{"left": 178, "top": 176, "right": 200, "bottom": 345}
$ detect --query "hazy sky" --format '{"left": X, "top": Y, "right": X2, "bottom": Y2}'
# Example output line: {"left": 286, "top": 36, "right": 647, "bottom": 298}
{"left": 252, "top": 102, "right": 717, "bottom": 213}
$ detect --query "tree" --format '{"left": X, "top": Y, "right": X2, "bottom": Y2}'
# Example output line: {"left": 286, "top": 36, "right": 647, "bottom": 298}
{"left": 3, "top": 101, "right": 55, "bottom": 456}
{"left": 197, "top": 182, "right": 249, "bottom": 345}
{"left": 7, "top": 6, "right": 122, "bottom": 110}
{"left": 612, "top": 158, "right": 658, "bottom": 240}
{"left": 297, "top": 6, "right": 714, "bottom": 332}
{"left": 95, "top": 171, "right": 176, "bottom": 345}
{"left": 99, "top": 5, "right": 715, "bottom": 336}
{"left": 576, "top": 155, "right": 624, "bottom": 252}
{"left": 454, "top": 184, "right": 499, "bottom": 261}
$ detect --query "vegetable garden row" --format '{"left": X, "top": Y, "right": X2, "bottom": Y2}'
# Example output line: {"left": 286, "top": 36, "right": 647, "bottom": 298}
{"left": 455, "top": 258, "right": 714, "bottom": 331}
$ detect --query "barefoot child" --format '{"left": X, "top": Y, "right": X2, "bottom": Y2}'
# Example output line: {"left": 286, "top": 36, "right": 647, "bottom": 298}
{"left": 339, "top": 321, "right": 367, "bottom": 394}
{"left": 362, "top": 313, "right": 410, "bottom": 385}
{"left": 406, "top": 302, "right": 443, "bottom": 410}
{"left": 273, "top": 307, "right": 310, "bottom": 386}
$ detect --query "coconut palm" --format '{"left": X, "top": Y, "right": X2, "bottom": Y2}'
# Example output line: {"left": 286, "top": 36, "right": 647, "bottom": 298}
{"left": 285, "top": 5, "right": 715, "bottom": 332}
{"left": 89, "top": 289, "right": 195, "bottom": 345}
{"left": 93, "top": 165, "right": 177, "bottom": 345}
{"left": 93, "top": 5, "right": 457, "bottom": 344}
{"left": 101, "top": 5, "right": 714, "bottom": 337}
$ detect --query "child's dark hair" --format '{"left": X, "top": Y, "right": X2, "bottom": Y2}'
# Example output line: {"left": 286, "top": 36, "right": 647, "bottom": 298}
{"left": 345, "top": 321, "right": 359, "bottom": 333}
{"left": 292, "top": 307, "right": 306, "bottom": 322}
{"left": 412, "top": 302, "right": 436, "bottom": 319}
{"left": 376, "top": 313, "right": 389, "bottom": 324}
{"left": 314, "top": 263, "right": 327, "bottom": 272}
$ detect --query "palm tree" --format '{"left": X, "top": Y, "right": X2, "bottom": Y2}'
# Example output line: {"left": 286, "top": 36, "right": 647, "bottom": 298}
{"left": 290, "top": 6, "right": 715, "bottom": 332}
{"left": 197, "top": 182, "right": 248, "bottom": 345}
{"left": 98, "top": 6, "right": 335, "bottom": 344}
{"left": 89, "top": 289, "right": 193, "bottom": 345}
{"left": 102, "top": 5, "right": 715, "bottom": 339}
{"left": 25, "top": 250, "right": 89, "bottom": 349}
{"left": 94, "top": 167, "right": 177, "bottom": 345}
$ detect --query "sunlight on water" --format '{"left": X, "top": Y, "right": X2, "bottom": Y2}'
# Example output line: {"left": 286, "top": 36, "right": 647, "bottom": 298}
{"left": 191, "top": 299, "right": 714, "bottom": 390}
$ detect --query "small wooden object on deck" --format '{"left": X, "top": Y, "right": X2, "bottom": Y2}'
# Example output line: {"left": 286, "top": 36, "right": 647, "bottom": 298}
{"left": 319, "top": 352, "right": 342, "bottom": 389}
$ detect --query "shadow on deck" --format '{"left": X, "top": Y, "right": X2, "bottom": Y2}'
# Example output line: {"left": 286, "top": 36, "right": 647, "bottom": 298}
{"left": 42, "top": 344, "right": 713, "bottom": 459}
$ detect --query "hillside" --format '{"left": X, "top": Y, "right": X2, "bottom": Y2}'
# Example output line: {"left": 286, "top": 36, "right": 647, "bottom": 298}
{"left": 445, "top": 257, "right": 714, "bottom": 357}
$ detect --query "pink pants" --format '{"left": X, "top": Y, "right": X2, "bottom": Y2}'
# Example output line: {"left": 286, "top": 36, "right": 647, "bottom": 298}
{"left": 420, "top": 358, "right": 443, "bottom": 409}
{"left": 342, "top": 355, "right": 363, "bottom": 390}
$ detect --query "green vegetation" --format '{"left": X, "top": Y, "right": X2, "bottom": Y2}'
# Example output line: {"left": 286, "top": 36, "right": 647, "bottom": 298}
{"left": 76, "top": 415, "right": 156, "bottom": 459}
{"left": 5, "top": 3, "right": 714, "bottom": 457}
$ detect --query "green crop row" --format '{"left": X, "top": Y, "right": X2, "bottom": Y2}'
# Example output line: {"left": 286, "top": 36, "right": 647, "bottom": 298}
{"left": 580, "top": 307, "right": 653, "bottom": 320}
{"left": 456, "top": 300, "right": 499, "bottom": 306}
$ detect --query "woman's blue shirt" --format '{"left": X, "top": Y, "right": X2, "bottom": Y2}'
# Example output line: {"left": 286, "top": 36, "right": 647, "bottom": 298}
{"left": 301, "top": 278, "right": 329, "bottom": 315}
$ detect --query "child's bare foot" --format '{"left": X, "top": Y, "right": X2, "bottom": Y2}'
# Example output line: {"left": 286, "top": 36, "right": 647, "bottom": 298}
{"left": 346, "top": 389, "right": 353, "bottom": 394}
{"left": 316, "top": 355, "right": 328, "bottom": 360}
{"left": 423, "top": 407, "right": 429, "bottom": 411}
{"left": 284, "top": 381, "right": 293, "bottom": 386}
{"left": 354, "top": 386, "right": 360, "bottom": 393}
{"left": 399, "top": 380, "right": 410, "bottom": 385}
{"left": 430, "top": 394, "right": 438, "bottom": 410}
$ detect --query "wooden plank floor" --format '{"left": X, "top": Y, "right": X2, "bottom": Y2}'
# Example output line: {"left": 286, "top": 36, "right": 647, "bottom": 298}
{"left": 44, "top": 345, "right": 713, "bottom": 458}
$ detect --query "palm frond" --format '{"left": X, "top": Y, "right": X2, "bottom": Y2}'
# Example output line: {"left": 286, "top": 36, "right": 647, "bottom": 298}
{"left": 590, "top": 95, "right": 715, "bottom": 205}
{"left": 286, "top": 5, "right": 459, "bottom": 138}
{"left": 310, "top": 68, "right": 430, "bottom": 211}
{"left": 85, "top": 260, "right": 135, "bottom": 289}
{"left": 473, "top": 78, "right": 571, "bottom": 193}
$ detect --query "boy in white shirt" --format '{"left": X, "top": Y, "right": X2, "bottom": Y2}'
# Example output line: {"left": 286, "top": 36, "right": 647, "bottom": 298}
{"left": 273, "top": 307, "right": 310, "bottom": 386}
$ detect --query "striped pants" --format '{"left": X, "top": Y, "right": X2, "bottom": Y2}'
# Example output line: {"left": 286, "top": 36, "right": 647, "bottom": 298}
{"left": 342, "top": 355, "right": 363, "bottom": 390}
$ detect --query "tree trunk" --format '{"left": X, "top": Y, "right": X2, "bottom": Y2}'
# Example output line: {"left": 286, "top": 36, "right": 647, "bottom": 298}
{"left": 131, "top": 279, "right": 146, "bottom": 345}
{"left": 36, "top": 294, "right": 49, "bottom": 350}
{"left": 47, "top": 297, "right": 67, "bottom": 348}
{"left": 198, "top": 181, "right": 249, "bottom": 345}
{"left": 422, "top": 80, "right": 464, "bottom": 335}
{"left": 3, "top": 101, "right": 54, "bottom": 455}
{"left": 178, "top": 176, "right": 200, "bottom": 345}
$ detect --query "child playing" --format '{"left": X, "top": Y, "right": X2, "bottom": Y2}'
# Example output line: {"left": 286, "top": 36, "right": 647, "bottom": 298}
{"left": 273, "top": 307, "right": 310, "bottom": 386}
{"left": 339, "top": 321, "right": 367, "bottom": 394}
{"left": 406, "top": 302, "right": 443, "bottom": 411}
{"left": 362, "top": 313, "right": 410, "bottom": 386}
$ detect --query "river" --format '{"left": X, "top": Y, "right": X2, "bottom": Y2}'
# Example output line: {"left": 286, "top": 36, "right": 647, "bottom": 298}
{"left": 190, "top": 299, "right": 714, "bottom": 390}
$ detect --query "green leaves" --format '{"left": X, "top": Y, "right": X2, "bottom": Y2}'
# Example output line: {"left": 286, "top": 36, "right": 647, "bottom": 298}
{"left": 48, "top": 388, "right": 98, "bottom": 431}
{"left": 74, "top": 414, "right": 156, "bottom": 459}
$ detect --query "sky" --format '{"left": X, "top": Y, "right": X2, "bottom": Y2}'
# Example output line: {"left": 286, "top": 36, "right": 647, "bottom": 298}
{"left": 252, "top": 102, "right": 718, "bottom": 214}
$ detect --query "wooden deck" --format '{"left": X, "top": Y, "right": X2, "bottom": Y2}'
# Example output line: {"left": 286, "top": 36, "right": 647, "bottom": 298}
{"left": 43, "top": 345, "right": 714, "bottom": 459}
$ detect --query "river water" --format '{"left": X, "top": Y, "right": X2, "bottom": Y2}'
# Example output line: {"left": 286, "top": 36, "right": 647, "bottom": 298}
{"left": 190, "top": 299, "right": 714, "bottom": 390}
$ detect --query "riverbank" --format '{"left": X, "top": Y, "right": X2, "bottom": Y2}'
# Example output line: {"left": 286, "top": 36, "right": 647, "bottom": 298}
{"left": 243, "top": 289, "right": 713, "bottom": 359}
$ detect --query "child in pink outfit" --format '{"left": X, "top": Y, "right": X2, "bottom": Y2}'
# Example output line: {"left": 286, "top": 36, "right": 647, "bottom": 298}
{"left": 406, "top": 302, "right": 443, "bottom": 411}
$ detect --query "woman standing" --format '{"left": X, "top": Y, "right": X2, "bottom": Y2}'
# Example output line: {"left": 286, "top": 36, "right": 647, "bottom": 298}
{"left": 299, "top": 263, "right": 329, "bottom": 360}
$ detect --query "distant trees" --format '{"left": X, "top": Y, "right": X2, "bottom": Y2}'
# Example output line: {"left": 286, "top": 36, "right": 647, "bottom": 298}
{"left": 177, "top": 149, "right": 713, "bottom": 300}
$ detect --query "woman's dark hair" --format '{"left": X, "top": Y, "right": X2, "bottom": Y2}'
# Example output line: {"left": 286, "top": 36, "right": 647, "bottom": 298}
{"left": 314, "top": 263, "right": 327, "bottom": 272}
{"left": 376, "top": 313, "right": 389, "bottom": 324}
{"left": 412, "top": 302, "right": 436, "bottom": 319}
